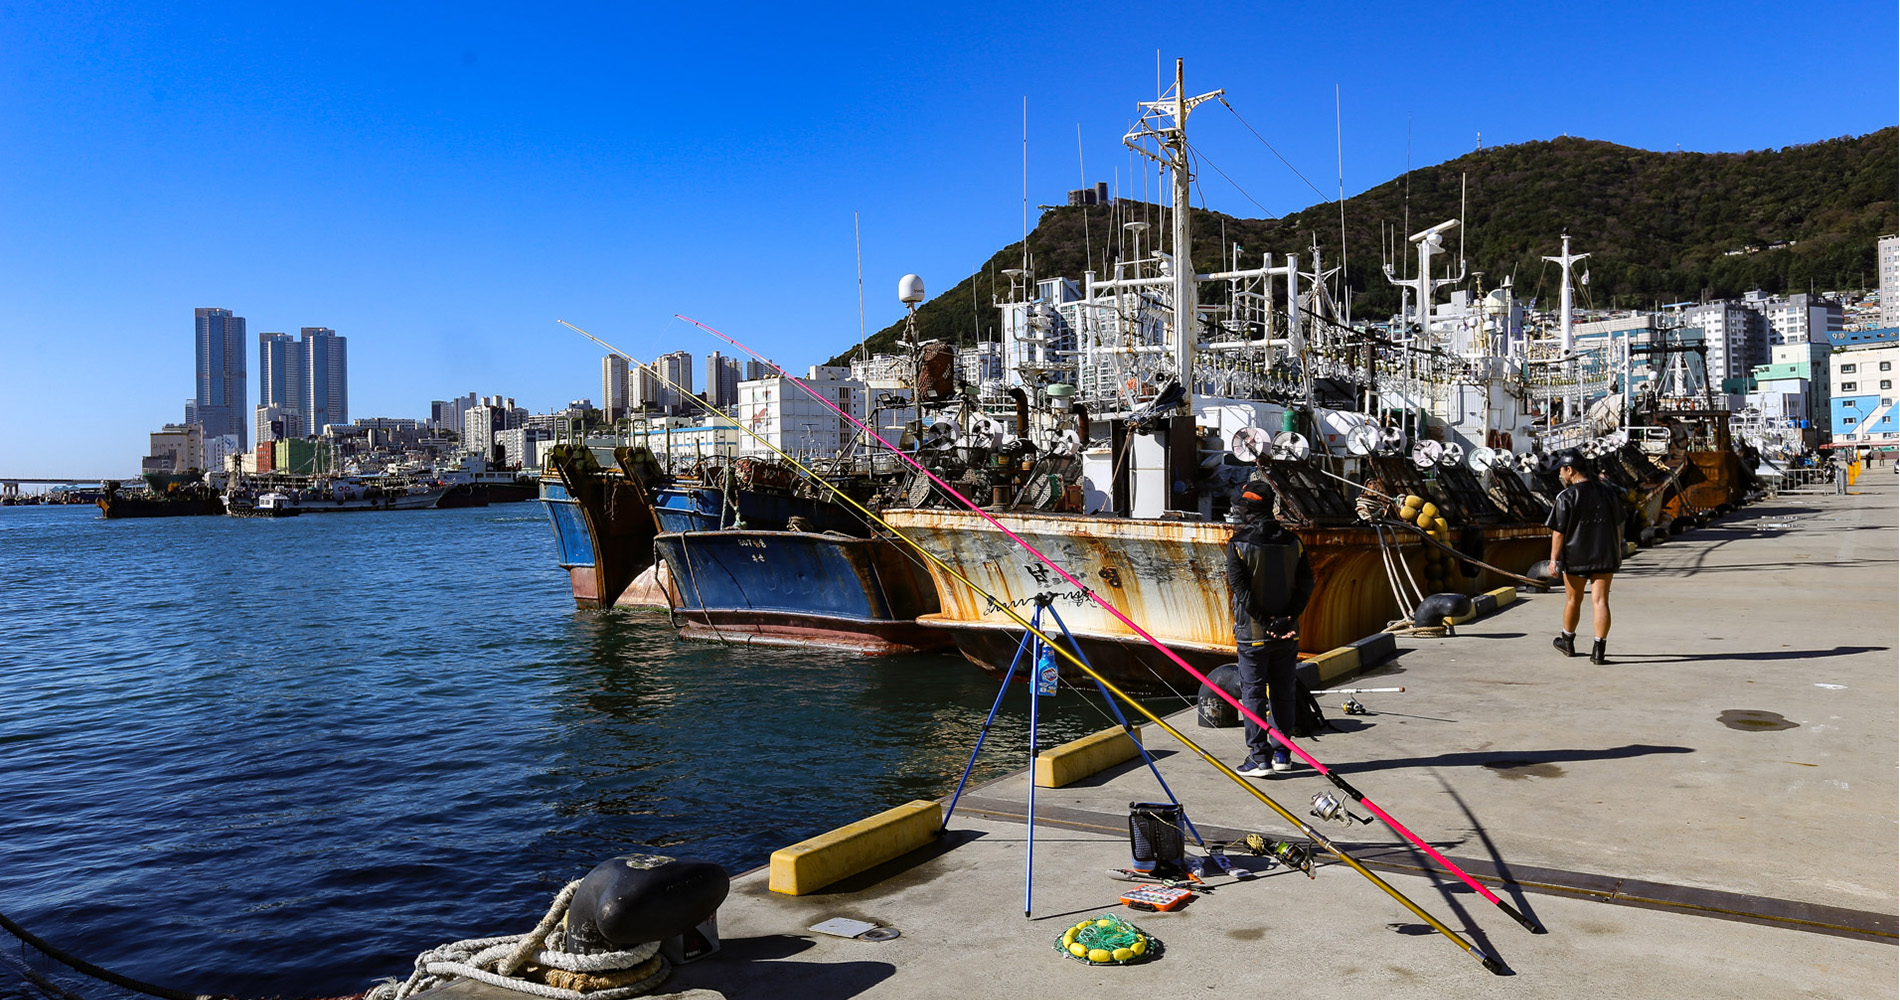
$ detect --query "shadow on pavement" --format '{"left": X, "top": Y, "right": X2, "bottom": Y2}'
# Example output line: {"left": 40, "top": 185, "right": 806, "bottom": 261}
{"left": 1337, "top": 743, "right": 1694, "bottom": 775}
{"left": 1612, "top": 645, "right": 1888, "bottom": 663}
{"left": 674, "top": 956, "right": 896, "bottom": 999}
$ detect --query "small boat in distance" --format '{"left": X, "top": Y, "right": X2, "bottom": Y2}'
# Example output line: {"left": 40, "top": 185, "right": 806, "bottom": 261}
{"left": 227, "top": 491, "right": 302, "bottom": 517}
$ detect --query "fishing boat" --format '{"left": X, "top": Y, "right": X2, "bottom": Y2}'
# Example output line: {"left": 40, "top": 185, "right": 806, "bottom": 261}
{"left": 878, "top": 63, "right": 1564, "bottom": 691}
{"left": 541, "top": 443, "right": 664, "bottom": 609}
{"left": 539, "top": 439, "right": 947, "bottom": 652}
{"left": 280, "top": 477, "right": 448, "bottom": 513}
{"left": 97, "top": 474, "right": 226, "bottom": 518}
{"left": 226, "top": 491, "right": 302, "bottom": 518}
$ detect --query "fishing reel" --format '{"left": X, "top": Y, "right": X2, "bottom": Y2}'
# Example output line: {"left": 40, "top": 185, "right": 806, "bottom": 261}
{"left": 1241, "top": 833, "right": 1316, "bottom": 878}
{"left": 1341, "top": 696, "right": 1370, "bottom": 716}
{"left": 1309, "top": 790, "right": 1373, "bottom": 827}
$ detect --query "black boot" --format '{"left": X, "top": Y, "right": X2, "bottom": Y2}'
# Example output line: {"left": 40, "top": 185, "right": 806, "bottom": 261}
{"left": 1590, "top": 639, "right": 1608, "bottom": 664}
{"left": 1552, "top": 633, "right": 1575, "bottom": 658}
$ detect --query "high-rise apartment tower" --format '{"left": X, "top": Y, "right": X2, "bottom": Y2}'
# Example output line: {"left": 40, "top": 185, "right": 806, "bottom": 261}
{"left": 193, "top": 308, "right": 248, "bottom": 448}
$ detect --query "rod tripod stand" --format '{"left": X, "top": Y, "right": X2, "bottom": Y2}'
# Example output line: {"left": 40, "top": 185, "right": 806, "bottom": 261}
{"left": 941, "top": 595, "right": 1200, "bottom": 917}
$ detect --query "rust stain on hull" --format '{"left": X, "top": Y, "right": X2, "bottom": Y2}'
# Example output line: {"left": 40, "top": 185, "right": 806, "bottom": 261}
{"left": 884, "top": 508, "right": 1550, "bottom": 689}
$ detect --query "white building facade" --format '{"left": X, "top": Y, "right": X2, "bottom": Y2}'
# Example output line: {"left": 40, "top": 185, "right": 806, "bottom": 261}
{"left": 1878, "top": 235, "right": 1900, "bottom": 330}
{"left": 735, "top": 375, "right": 866, "bottom": 459}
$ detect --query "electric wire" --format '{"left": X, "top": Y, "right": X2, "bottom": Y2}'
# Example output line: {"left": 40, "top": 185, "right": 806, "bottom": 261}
{"left": 1184, "top": 141, "right": 1273, "bottom": 217}
{"left": 563, "top": 319, "right": 1505, "bottom": 971}
{"left": 1219, "top": 97, "right": 1328, "bottom": 202}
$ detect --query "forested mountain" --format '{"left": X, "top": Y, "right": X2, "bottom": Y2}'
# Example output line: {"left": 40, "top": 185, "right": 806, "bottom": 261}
{"left": 829, "top": 128, "right": 1897, "bottom": 366}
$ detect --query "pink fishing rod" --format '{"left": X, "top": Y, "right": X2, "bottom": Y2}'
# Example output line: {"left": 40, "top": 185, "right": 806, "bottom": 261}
{"left": 679, "top": 313, "right": 1544, "bottom": 935}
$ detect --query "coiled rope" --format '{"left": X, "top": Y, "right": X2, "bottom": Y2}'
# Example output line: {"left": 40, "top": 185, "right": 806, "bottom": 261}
{"left": 366, "top": 881, "right": 669, "bottom": 1000}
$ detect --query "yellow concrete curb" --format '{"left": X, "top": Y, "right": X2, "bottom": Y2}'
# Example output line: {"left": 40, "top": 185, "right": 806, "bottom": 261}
{"left": 1033, "top": 725, "right": 1142, "bottom": 788}
{"left": 768, "top": 799, "right": 941, "bottom": 895}
{"left": 1307, "top": 645, "right": 1361, "bottom": 685}
{"left": 1486, "top": 585, "right": 1519, "bottom": 608}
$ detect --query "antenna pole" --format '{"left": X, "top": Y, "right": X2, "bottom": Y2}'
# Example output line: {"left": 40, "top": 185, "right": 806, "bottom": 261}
{"left": 1336, "top": 84, "right": 1348, "bottom": 324}
{"left": 1021, "top": 96, "right": 1029, "bottom": 274}
{"left": 1170, "top": 58, "right": 1194, "bottom": 391}
{"left": 855, "top": 212, "right": 867, "bottom": 363}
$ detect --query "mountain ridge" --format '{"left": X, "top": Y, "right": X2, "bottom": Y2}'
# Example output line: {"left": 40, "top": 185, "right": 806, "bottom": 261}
{"left": 828, "top": 128, "right": 1897, "bottom": 366}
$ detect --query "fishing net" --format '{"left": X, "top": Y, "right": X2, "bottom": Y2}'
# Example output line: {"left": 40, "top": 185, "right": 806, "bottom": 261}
{"left": 1053, "top": 914, "right": 1159, "bottom": 966}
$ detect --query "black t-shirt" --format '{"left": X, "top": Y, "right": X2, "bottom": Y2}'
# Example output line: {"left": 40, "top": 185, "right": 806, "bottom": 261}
{"left": 1545, "top": 478, "right": 1624, "bottom": 575}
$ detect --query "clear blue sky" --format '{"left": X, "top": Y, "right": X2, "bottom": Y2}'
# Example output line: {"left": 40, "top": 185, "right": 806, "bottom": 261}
{"left": 1, "top": 1, "right": 1892, "bottom": 477}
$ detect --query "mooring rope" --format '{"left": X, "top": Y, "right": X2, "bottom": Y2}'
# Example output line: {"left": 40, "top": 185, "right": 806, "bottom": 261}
{"left": 366, "top": 881, "right": 668, "bottom": 1000}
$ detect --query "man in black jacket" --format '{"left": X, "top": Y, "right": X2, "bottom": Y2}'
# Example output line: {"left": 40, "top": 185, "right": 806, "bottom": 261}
{"left": 1226, "top": 482, "right": 1317, "bottom": 776}
{"left": 1546, "top": 450, "right": 1625, "bottom": 664}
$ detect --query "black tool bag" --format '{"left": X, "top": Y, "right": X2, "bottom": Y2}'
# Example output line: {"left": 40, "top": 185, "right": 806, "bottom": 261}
{"left": 1291, "top": 680, "right": 1336, "bottom": 738}
{"left": 1127, "top": 802, "right": 1186, "bottom": 876}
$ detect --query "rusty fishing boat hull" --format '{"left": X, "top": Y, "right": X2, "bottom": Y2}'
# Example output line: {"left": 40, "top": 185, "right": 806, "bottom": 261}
{"left": 541, "top": 446, "right": 661, "bottom": 609}
{"left": 883, "top": 508, "right": 1462, "bottom": 693}
{"left": 653, "top": 529, "right": 950, "bottom": 655}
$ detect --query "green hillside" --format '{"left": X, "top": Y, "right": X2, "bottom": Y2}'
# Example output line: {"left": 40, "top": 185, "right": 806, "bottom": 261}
{"left": 829, "top": 128, "right": 1897, "bottom": 366}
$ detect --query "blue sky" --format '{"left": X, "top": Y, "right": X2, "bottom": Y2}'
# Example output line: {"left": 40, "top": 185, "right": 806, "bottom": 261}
{"left": 0, "top": 1, "right": 1892, "bottom": 477}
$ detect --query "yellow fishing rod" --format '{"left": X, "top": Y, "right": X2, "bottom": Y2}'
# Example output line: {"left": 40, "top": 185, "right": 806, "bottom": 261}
{"left": 558, "top": 319, "right": 1505, "bottom": 974}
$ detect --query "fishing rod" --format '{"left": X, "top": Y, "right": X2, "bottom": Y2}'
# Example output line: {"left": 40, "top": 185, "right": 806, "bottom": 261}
{"left": 560, "top": 320, "right": 1504, "bottom": 974}
{"left": 677, "top": 313, "right": 1545, "bottom": 937}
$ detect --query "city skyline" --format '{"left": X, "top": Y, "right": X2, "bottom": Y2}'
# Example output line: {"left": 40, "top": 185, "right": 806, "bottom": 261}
{"left": 0, "top": 2, "right": 1892, "bottom": 476}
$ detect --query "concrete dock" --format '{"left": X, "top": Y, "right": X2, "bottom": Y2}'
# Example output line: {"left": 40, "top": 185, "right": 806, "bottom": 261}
{"left": 451, "top": 475, "right": 1898, "bottom": 998}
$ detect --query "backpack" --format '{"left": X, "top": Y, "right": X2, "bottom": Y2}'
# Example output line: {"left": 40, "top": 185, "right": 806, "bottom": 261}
{"left": 1291, "top": 679, "right": 1336, "bottom": 738}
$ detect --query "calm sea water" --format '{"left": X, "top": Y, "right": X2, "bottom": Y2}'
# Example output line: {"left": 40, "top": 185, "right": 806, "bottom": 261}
{"left": 0, "top": 504, "right": 1147, "bottom": 998}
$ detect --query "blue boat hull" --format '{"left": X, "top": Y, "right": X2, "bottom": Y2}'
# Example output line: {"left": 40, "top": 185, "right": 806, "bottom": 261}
{"left": 651, "top": 485, "right": 867, "bottom": 535}
{"left": 540, "top": 451, "right": 661, "bottom": 608}
{"left": 654, "top": 530, "right": 950, "bottom": 655}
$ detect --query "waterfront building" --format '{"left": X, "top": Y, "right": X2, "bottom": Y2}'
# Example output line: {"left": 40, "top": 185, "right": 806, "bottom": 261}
{"left": 203, "top": 433, "right": 242, "bottom": 477}
{"left": 1573, "top": 314, "right": 1659, "bottom": 395}
{"left": 258, "top": 331, "right": 305, "bottom": 414}
{"left": 1759, "top": 293, "right": 1843, "bottom": 346}
{"left": 273, "top": 438, "right": 332, "bottom": 475}
{"left": 1830, "top": 327, "right": 1899, "bottom": 348}
{"left": 143, "top": 423, "right": 205, "bottom": 474}
{"left": 601, "top": 355, "right": 629, "bottom": 420}
{"left": 254, "top": 404, "right": 307, "bottom": 444}
{"left": 622, "top": 420, "right": 742, "bottom": 465}
{"left": 656, "top": 351, "right": 694, "bottom": 413}
{"left": 1878, "top": 235, "right": 1899, "bottom": 330}
{"left": 1830, "top": 342, "right": 1900, "bottom": 450}
{"left": 704, "top": 352, "right": 740, "bottom": 409}
{"left": 956, "top": 342, "right": 1005, "bottom": 385}
{"left": 493, "top": 426, "right": 548, "bottom": 469}
{"left": 463, "top": 396, "right": 525, "bottom": 460}
{"left": 850, "top": 353, "right": 910, "bottom": 385}
{"left": 301, "top": 327, "right": 348, "bottom": 433}
{"left": 1767, "top": 341, "right": 1835, "bottom": 442}
{"left": 629, "top": 364, "right": 664, "bottom": 414}
{"left": 1679, "top": 302, "right": 1768, "bottom": 407}
{"left": 736, "top": 373, "right": 865, "bottom": 459}
{"left": 433, "top": 392, "right": 480, "bottom": 436}
{"left": 193, "top": 308, "right": 248, "bottom": 450}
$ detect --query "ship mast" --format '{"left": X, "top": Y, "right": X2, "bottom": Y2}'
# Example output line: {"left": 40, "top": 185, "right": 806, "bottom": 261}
{"left": 1125, "top": 59, "right": 1222, "bottom": 396}
{"left": 1543, "top": 234, "right": 1590, "bottom": 419}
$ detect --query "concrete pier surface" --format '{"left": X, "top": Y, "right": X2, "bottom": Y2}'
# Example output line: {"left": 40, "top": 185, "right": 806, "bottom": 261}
{"left": 446, "top": 475, "right": 1899, "bottom": 999}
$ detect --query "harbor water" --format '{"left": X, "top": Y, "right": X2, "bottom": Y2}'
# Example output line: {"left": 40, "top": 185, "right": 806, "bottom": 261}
{"left": 0, "top": 505, "right": 1139, "bottom": 997}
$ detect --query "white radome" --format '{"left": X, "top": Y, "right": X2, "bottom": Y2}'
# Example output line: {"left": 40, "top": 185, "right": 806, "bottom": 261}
{"left": 899, "top": 274, "right": 926, "bottom": 304}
